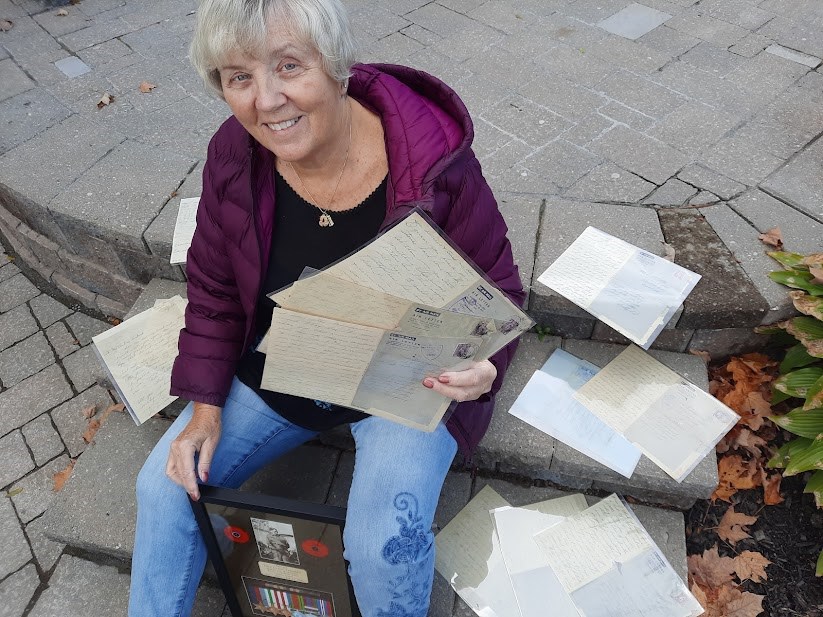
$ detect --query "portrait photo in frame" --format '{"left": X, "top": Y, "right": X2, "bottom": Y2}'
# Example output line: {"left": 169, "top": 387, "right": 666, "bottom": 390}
{"left": 190, "top": 486, "right": 360, "bottom": 617}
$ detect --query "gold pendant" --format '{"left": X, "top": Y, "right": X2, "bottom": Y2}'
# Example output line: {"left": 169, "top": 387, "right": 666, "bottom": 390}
{"left": 319, "top": 213, "right": 334, "bottom": 227}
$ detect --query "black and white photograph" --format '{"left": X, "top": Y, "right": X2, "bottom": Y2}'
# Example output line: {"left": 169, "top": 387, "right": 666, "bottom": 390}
{"left": 251, "top": 518, "right": 300, "bottom": 566}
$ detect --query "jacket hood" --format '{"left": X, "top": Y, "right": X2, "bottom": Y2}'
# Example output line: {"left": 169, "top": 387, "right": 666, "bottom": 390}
{"left": 348, "top": 63, "right": 474, "bottom": 206}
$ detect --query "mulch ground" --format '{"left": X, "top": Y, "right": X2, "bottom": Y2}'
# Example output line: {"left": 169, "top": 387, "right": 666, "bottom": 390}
{"left": 686, "top": 473, "right": 823, "bottom": 616}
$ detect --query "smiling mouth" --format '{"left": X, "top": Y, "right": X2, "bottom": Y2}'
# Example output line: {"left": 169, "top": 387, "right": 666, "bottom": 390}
{"left": 267, "top": 116, "right": 302, "bottom": 131}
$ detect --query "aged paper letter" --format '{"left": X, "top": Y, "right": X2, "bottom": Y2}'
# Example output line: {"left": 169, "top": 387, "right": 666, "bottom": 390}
{"left": 574, "top": 345, "right": 738, "bottom": 481}
{"left": 170, "top": 197, "right": 199, "bottom": 264}
{"left": 92, "top": 298, "right": 185, "bottom": 424}
{"left": 435, "top": 485, "right": 519, "bottom": 617}
{"left": 260, "top": 309, "right": 384, "bottom": 405}
{"left": 533, "top": 494, "right": 655, "bottom": 593}
{"left": 324, "top": 212, "right": 481, "bottom": 307}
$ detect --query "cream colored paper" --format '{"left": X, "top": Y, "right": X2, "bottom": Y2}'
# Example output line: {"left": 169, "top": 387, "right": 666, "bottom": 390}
{"left": 534, "top": 494, "right": 655, "bottom": 593}
{"left": 257, "top": 562, "right": 308, "bottom": 583}
{"left": 260, "top": 309, "right": 384, "bottom": 405}
{"left": 325, "top": 212, "right": 481, "bottom": 306}
{"left": 270, "top": 272, "right": 497, "bottom": 349}
{"left": 170, "top": 197, "right": 199, "bottom": 264}
{"left": 435, "top": 486, "right": 518, "bottom": 617}
{"left": 573, "top": 345, "right": 738, "bottom": 481}
{"left": 260, "top": 309, "right": 481, "bottom": 431}
{"left": 92, "top": 297, "right": 186, "bottom": 425}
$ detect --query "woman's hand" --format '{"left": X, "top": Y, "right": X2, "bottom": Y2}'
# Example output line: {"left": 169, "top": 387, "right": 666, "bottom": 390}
{"left": 166, "top": 402, "right": 222, "bottom": 501}
{"left": 423, "top": 360, "right": 497, "bottom": 403}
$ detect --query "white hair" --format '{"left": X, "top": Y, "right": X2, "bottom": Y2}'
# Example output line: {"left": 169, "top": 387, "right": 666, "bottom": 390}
{"left": 190, "top": 0, "right": 358, "bottom": 99}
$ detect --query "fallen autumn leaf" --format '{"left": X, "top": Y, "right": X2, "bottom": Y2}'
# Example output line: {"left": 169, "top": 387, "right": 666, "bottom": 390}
{"left": 81, "top": 405, "right": 96, "bottom": 419}
{"left": 97, "top": 92, "right": 114, "bottom": 109}
{"left": 688, "top": 546, "right": 736, "bottom": 588}
{"left": 138, "top": 81, "right": 157, "bottom": 93}
{"left": 734, "top": 550, "right": 771, "bottom": 584}
{"left": 718, "top": 506, "right": 759, "bottom": 545}
{"left": 0, "top": 18, "right": 13, "bottom": 31}
{"left": 758, "top": 226, "right": 783, "bottom": 249}
{"left": 53, "top": 459, "right": 76, "bottom": 492}
{"left": 55, "top": 8, "right": 68, "bottom": 15}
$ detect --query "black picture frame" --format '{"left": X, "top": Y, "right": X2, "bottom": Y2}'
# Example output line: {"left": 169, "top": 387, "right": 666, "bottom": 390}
{"left": 190, "top": 485, "right": 361, "bottom": 617}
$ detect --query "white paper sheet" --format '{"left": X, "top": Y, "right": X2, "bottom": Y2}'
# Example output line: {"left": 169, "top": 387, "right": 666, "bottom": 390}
{"left": 492, "top": 506, "right": 580, "bottom": 617}
{"left": 508, "top": 350, "right": 642, "bottom": 478}
{"left": 537, "top": 227, "right": 700, "bottom": 348}
{"left": 170, "top": 197, "right": 199, "bottom": 264}
{"left": 573, "top": 345, "right": 739, "bottom": 481}
{"left": 92, "top": 296, "right": 186, "bottom": 424}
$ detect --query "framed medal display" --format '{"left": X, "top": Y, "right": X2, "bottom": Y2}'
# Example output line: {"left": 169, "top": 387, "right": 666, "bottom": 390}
{"left": 190, "top": 486, "right": 360, "bottom": 617}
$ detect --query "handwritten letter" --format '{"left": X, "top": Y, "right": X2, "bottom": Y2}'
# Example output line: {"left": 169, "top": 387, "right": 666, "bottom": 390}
{"left": 170, "top": 197, "right": 199, "bottom": 264}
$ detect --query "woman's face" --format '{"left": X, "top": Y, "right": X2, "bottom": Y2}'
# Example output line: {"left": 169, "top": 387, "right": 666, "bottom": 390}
{"left": 218, "top": 20, "right": 347, "bottom": 168}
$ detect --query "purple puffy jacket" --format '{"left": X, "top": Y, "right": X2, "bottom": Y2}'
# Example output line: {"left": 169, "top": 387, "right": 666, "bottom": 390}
{"left": 171, "top": 63, "right": 526, "bottom": 457}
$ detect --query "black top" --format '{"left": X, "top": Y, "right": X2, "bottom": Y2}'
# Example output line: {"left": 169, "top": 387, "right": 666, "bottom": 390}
{"left": 236, "top": 169, "right": 387, "bottom": 431}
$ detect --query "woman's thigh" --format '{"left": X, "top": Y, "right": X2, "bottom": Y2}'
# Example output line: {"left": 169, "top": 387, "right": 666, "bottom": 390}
{"left": 139, "top": 378, "right": 318, "bottom": 495}
{"left": 344, "top": 417, "right": 457, "bottom": 615}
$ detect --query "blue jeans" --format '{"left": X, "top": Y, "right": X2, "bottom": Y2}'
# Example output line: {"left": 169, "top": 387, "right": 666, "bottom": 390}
{"left": 129, "top": 378, "right": 457, "bottom": 617}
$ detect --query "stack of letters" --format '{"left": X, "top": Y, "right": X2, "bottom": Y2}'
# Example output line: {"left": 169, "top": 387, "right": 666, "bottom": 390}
{"left": 436, "top": 486, "right": 705, "bottom": 617}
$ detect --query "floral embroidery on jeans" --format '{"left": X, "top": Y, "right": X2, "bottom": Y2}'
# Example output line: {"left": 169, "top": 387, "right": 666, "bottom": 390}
{"left": 313, "top": 400, "right": 333, "bottom": 411}
{"left": 376, "top": 493, "right": 430, "bottom": 617}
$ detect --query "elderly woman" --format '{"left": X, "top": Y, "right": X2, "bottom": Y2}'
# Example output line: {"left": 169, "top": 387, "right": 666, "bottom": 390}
{"left": 128, "top": 0, "right": 525, "bottom": 615}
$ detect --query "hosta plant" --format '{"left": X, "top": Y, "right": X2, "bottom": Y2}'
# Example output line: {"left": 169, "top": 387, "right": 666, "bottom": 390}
{"left": 759, "top": 251, "right": 823, "bottom": 574}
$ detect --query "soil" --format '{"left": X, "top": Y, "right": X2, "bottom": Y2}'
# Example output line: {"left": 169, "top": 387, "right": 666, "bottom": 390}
{"left": 686, "top": 473, "right": 823, "bottom": 616}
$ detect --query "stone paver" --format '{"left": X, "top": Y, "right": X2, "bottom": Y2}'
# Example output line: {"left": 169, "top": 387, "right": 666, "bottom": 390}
{"left": 0, "top": 303, "right": 38, "bottom": 351}
{"left": 50, "top": 385, "right": 114, "bottom": 459}
{"left": 0, "top": 493, "right": 32, "bottom": 580}
{"left": 10, "top": 455, "right": 72, "bottom": 524}
{"left": 0, "top": 430, "right": 35, "bottom": 489}
{"left": 62, "top": 344, "right": 106, "bottom": 392}
{"left": 0, "top": 273, "right": 39, "bottom": 313}
{"left": 26, "top": 515, "right": 65, "bottom": 574}
{"left": 0, "top": 331, "right": 56, "bottom": 388}
{"left": 21, "top": 414, "right": 66, "bottom": 467}
{"left": 45, "top": 321, "right": 81, "bottom": 358}
{"left": 761, "top": 138, "right": 823, "bottom": 221}
{"left": 64, "top": 311, "right": 110, "bottom": 346}
{"left": 0, "top": 364, "right": 73, "bottom": 437}
{"left": 0, "top": 563, "right": 40, "bottom": 617}
{"left": 28, "top": 294, "right": 73, "bottom": 329}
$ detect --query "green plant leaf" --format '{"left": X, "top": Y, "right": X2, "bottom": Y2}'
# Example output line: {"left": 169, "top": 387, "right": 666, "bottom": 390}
{"left": 767, "top": 437, "right": 813, "bottom": 468}
{"left": 804, "top": 470, "right": 823, "bottom": 508}
{"left": 817, "top": 549, "right": 823, "bottom": 577}
{"left": 774, "top": 367, "right": 823, "bottom": 397}
{"left": 805, "top": 375, "right": 823, "bottom": 411}
{"left": 771, "top": 388, "right": 795, "bottom": 404}
{"left": 781, "top": 344, "right": 819, "bottom": 374}
{"left": 768, "top": 251, "right": 809, "bottom": 269}
{"left": 756, "top": 324, "right": 785, "bottom": 335}
{"left": 783, "top": 317, "right": 823, "bottom": 358}
{"left": 770, "top": 270, "right": 823, "bottom": 296}
{"left": 783, "top": 439, "right": 823, "bottom": 476}
{"left": 771, "top": 407, "right": 823, "bottom": 438}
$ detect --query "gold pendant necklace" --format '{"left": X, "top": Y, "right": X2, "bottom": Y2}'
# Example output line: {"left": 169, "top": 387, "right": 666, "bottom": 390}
{"left": 287, "top": 106, "right": 352, "bottom": 228}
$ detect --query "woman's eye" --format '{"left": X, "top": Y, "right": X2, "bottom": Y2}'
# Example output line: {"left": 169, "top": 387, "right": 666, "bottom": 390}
{"left": 282, "top": 63, "right": 297, "bottom": 71}
{"left": 229, "top": 73, "right": 250, "bottom": 84}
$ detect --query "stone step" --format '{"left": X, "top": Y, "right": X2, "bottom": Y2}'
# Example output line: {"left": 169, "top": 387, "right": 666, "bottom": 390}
{"left": 41, "top": 412, "right": 688, "bottom": 617}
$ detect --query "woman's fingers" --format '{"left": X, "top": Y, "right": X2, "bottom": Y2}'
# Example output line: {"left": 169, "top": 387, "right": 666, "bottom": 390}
{"left": 422, "top": 361, "right": 497, "bottom": 402}
{"left": 165, "top": 408, "right": 222, "bottom": 501}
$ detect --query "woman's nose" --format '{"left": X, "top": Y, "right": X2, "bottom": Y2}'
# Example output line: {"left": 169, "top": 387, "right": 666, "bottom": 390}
{"left": 254, "top": 75, "right": 286, "bottom": 111}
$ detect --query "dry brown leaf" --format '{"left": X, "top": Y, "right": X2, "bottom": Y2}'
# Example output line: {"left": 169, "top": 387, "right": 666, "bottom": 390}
{"left": 0, "top": 19, "right": 13, "bottom": 31}
{"left": 690, "top": 349, "right": 711, "bottom": 364}
{"left": 82, "top": 418, "right": 101, "bottom": 443}
{"left": 97, "top": 92, "right": 114, "bottom": 109}
{"left": 718, "top": 506, "right": 758, "bottom": 545}
{"left": 661, "top": 241, "right": 676, "bottom": 262}
{"left": 758, "top": 226, "right": 783, "bottom": 249}
{"left": 810, "top": 266, "right": 823, "bottom": 285}
{"left": 53, "top": 459, "right": 76, "bottom": 492}
{"left": 81, "top": 405, "right": 96, "bottom": 419}
{"left": 734, "top": 550, "right": 771, "bottom": 583}
{"left": 691, "top": 582, "right": 709, "bottom": 610}
{"left": 724, "top": 590, "right": 765, "bottom": 617}
{"left": 688, "top": 546, "right": 736, "bottom": 588}
{"left": 138, "top": 81, "right": 157, "bottom": 93}
{"left": 713, "top": 454, "right": 761, "bottom": 502}
{"left": 55, "top": 8, "right": 68, "bottom": 15}
{"left": 731, "top": 428, "right": 768, "bottom": 458}
{"left": 761, "top": 469, "right": 784, "bottom": 505}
